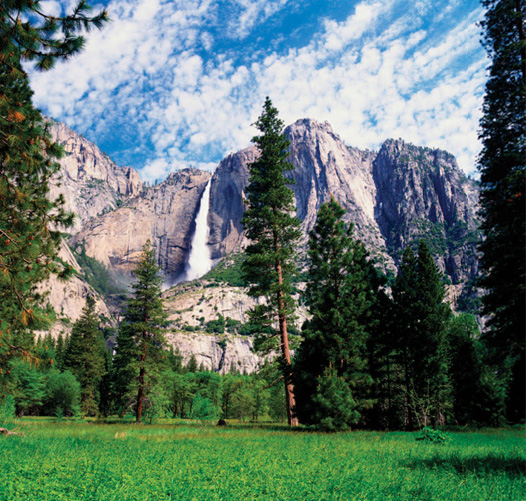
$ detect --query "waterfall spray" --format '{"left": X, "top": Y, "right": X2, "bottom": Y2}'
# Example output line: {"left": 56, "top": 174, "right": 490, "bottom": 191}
{"left": 185, "top": 178, "right": 213, "bottom": 281}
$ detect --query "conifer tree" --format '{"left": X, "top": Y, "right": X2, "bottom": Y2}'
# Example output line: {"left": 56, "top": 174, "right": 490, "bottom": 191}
{"left": 0, "top": 1, "right": 107, "bottom": 394}
{"left": 241, "top": 97, "right": 301, "bottom": 426}
{"left": 111, "top": 241, "right": 167, "bottom": 422}
{"left": 477, "top": 0, "right": 525, "bottom": 422}
{"left": 63, "top": 296, "right": 106, "bottom": 416}
{"left": 391, "top": 241, "right": 451, "bottom": 428}
{"left": 294, "top": 198, "right": 380, "bottom": 430}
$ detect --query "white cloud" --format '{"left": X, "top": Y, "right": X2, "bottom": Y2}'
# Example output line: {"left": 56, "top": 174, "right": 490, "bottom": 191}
{"left": 29, "top": 0, "right": 486, "bottom": 179}
{"left": 228, "top": 0, "right": 292, "bottom": 39}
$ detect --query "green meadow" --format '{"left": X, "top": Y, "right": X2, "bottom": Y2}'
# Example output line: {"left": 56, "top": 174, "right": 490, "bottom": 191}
{"left": 0, "top": 420, "right": 524, "bottom": 501}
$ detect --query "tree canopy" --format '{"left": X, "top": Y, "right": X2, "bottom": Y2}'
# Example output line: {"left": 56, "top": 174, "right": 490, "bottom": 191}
{"left": 477, "top": 0, "right": 525, "bottom": 422}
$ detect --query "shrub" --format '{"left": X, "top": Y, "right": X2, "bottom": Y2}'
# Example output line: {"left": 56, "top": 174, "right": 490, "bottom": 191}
{"left": 416, "top": 427, "right": 451, "bottom": 443}
{"left": 44, "top": 370, "right": 81, "bottom": 417}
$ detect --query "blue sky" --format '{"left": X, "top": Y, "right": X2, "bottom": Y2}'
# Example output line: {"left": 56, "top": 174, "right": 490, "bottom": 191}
{"left": 30, "top": 0, "right": 487, "bottom": 181}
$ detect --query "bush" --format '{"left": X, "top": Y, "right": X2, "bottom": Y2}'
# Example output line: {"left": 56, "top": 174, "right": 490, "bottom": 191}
{"left": 311, "top": 366, "right": 359, "bottom": 432}
{"left": 190, "top": 395, "right": 219, "bottom": 421}
{"left": 416, "top": 427, "right": 451, "bottom": 443}
{"left": 44, "top": 370, "right": 81, "bottom": 417}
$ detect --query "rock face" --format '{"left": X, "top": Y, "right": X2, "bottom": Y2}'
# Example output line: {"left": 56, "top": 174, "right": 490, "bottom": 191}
{"left": 71, "top": 169, "right": 211, "bottom": 280}
{"left": 163, "top": 283, "right": 262, "bottom": 373}
{"left": 166, "top": 332, "right": 259, "bottom": 374}
{"left": 208, "top": 147, "right": 256, "bottom": 259}
{"left": 59, "top": 117, "right": 479, "bottom": 288}
{"left": 37, "top": 241, "right": 116, "bottom": 340}
{"left": 162, "top": 281, "right": 307, "bottom": 373}
{"left": 49, "top": 120, "right": 143, "bottom": 232}
{"left": 207, "top": 119, "right": 479, "bottom": 282}
{"left": 373, "top": 139, "right": 479, "bottom": 283}
{"left": 43, "top": 117, "right": 481, "bottom": 367}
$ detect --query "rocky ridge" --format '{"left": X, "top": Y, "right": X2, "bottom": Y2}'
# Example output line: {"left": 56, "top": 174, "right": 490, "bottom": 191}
{"left": 49, "top": 120, "right": 143, "bottom": 233}
{"left": 41, "top": 118, "right": 481, "bottom": 370}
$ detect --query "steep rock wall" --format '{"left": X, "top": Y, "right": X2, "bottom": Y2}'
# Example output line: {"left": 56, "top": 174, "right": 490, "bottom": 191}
{"left": 71, "top": 169, "right": 211, "bottom": 280}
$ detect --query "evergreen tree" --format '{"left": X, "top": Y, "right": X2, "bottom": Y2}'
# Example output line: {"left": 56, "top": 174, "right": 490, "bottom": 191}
{"left": 477, "top": 0, "right": 525, "bottom": 422}
{"left": 185, "top": 354, "right": 199, "bottom": 373}
{"left": 241, "top": 97, "right": 301, "bottom": 426}
{"left": 55, "top": 333, "right": 66, "bottom": 370}
{"left": 98, "top": 348, "right": 113, "bottom": 417}
{"left": 63, "top": 296, "right": 106, "bottom": 416}
{"left": 294, "top": 198, "right": 380, "bottom": 429}
{"left": 0, "top": 1, "right": 107, "bottom": 394}
{"left": 111, "top": 241, "right": 167, "bottom": 422}
{"left": 391, "top": 241, "right": 451, "bottom": 428}
{"left": 448, "top": 313, "right": 505, "bottom": 425}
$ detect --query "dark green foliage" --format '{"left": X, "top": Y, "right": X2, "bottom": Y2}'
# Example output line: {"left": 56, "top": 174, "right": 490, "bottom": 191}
{"left": 34, "top": 332, "right": 57, "bottom": 371}
{"left": 0, "top": 394, "right": 15, "bottom": 424}
{"left": 416, "top": 427, "right": 451, "bottom": 443}
{"left": 98, "top": 348, "right": 113, "bottom": 417}
{"left": 294, "top": 198, "right": 380, "bottom": 429}
{"left": 477, "top": 0, "right": 525, "bottom": 423}
{"left": 0, "top": 0, "right": 107, "bottom": 395}
{"left": 185, "top": 354, "right": 199, "bottom": 373}
{"left": 167, "top": 346, "right": 184, "bottom": 373}
{"left": 391, "top": 241, "right": 452, "bottom": 429}
{"left": 241, "top": 98, "right": 301, "bottom": 329}
{"left": 241, "top": 97, "right": 302, "bottom": 426}
{"left": 111, "top": 241, "right": 168, "bottom": 421}
{"left": 9, "top": 359, "right": 45, "bottom": 416}
{"left": 448, "top": 314, "right": 505, "bottom": 426}
{"left": 44, "top": 370, "right": 81, "bottom": 417}
{"left": 63, "top": 296, "right": 106, "bottom": 416}
{"left": 311, "top": 366, "right": 359, "bottom": 432}
{"left": 205, "top": 315, "right": 225, "bottom": 334}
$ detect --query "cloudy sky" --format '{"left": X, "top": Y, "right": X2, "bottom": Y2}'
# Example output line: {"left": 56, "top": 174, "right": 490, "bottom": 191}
{"left": 29, "top": 0, "right": 487, "bottom": 181}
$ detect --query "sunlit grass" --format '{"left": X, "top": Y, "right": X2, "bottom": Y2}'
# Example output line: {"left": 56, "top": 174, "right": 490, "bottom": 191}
{"left": 0, "top": 419, "right": 524, "bottom": 500}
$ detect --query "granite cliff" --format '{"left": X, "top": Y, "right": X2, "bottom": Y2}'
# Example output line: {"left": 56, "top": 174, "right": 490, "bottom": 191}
{"left": 41, "top": 118, "right": 481, "bottom": 371}
{"left": 71, "top": 169, "right": 211, "bottom": 280}
{"left": 206, "top": 119, "right": 479, "bottom": 283}
{"left": 49, "top": 120, "right": 143, "bottom": 232}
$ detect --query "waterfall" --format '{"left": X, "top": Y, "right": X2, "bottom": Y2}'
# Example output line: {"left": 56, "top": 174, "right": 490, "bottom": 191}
{"left": 184, "top": 178, "right": 213, "bottom": 281}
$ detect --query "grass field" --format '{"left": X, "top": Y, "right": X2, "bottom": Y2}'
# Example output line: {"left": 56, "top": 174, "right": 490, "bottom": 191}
{"left": 0, "top": 419, "right": 524, "bottom": 500}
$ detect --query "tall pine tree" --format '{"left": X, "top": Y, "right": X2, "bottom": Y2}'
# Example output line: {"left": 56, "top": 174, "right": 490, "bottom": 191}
{"left": 63, "top": 296, "right": 106, "bottom": 416}
{"left": 111, "top": 241, "right": 167, "bottom": 422}
{"left": 391, "top": 241, "right": 451, "bottom": 428}
{"left": 294, "top": 198, "right": 380, "bottom": 430}
{"left": 0, "top": 1, "right": 107, "bottom": 396}
{"left": 241, "top": 97, "right": 301, "bottom": 426}
{"left": 477, "top": 0, "right": 525, "bottom": 422}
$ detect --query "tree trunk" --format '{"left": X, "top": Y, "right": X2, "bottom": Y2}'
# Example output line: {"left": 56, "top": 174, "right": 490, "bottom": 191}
{"left": 276, "top": 259, "right": 298, "bottom": 427}
{"left": 136, "top": 338, "right": 146, "bottom": 422}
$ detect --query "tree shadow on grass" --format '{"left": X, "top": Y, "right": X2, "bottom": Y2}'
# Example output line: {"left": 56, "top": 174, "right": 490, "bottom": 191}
{"left": 406, "top": 454, "right": 526, "bottom": 478}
